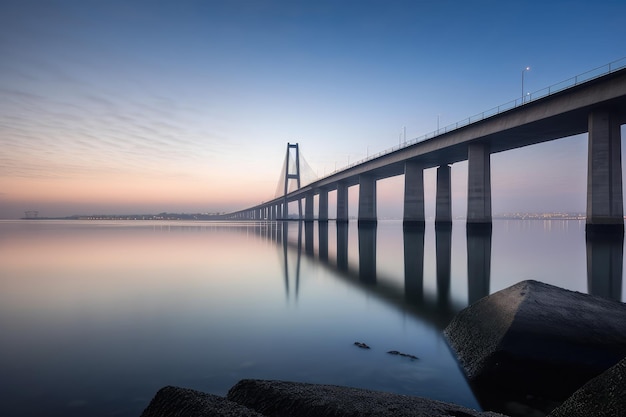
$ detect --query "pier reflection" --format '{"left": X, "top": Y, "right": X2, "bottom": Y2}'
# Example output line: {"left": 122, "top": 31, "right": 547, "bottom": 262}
{"left": 212, "top": 220, "right": 625, "bottom": 322}
{"left": 586, "top": 231, "right": 624, "bottom": 301}
{"left": 435, "top": 225, "right": 452, "bottom": 308}
{"left": 272, "top": 220, "right": 473, "bottom": 329}
{"left": 358, "top": 224, "right": 377, "bottom": 284}
{"left": 336, "top": 222, "right": 349, "bottom": 271}
{"left": 403, "top": 225, "right": 425, "bottom": 303}
{"left": 318, "top": 221, "right": 329, "bottom": 261}
{"left": 281, "top": 221, "right": 301, "bottom": 300}
{"left": 217, "top": 220, "right": 497, "bottom": 325}
{"left": 304, "top": 221, "right": 314, "bottom": 256}
{"left": 466, "top": 227, "right": 492, "bottom": 305}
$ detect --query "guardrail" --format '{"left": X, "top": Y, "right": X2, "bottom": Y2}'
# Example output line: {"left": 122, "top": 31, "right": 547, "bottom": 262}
{"left": 307, "top": 56, "right": 626, "bottom": 183}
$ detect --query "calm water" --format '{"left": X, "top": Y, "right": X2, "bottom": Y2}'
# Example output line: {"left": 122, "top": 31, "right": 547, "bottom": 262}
{"left": 0, "top": 219, "right": 623, "bottom": 417}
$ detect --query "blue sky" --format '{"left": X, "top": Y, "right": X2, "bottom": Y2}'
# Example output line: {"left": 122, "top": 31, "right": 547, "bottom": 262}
{"left": 1, "top": 0, "right": 625, "bottom": 218}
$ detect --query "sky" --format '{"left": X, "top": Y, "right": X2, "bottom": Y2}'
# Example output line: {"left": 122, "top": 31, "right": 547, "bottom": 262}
{"left": 1, "top": 0, "right": 625, "bottom": 219}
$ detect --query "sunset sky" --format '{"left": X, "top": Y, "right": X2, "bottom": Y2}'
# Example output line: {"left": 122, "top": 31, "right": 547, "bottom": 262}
{"left": 1, "top": 0, "right": 625, "bottom": 219}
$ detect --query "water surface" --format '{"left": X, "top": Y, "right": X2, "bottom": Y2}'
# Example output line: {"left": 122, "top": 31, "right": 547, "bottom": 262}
{"left": 0, "top": 219, "right": 622, "bottom": 416}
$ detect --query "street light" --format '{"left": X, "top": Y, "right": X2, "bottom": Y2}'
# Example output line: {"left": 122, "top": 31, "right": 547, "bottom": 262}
{"left": 521, "top": 66, "right": 530, "bottom": 104}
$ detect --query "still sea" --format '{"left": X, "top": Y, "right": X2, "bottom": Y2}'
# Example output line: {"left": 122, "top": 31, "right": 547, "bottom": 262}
{"left": 0, "top": 219, "right": 623, "bottom": 417}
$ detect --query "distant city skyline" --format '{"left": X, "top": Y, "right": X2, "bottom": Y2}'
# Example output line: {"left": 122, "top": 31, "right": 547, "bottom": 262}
{"left": 1, "top": 0, "right": 625, "bottom": 219}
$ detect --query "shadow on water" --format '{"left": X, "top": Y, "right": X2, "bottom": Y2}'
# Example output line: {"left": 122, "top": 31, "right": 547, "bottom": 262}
{"left": 229, "top": 220, "right": 624, "bottom": 328}
{"left": 257, "top": 220, "right": 495, "bottom": 330}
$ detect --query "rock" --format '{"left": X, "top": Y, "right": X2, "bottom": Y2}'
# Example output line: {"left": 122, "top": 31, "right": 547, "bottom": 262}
{"left": 354, "top": 341, "right": 371, "bottom": 349}
{"left": 444, "top": 280, "right": 626, "bottom": 415}
{"left": 548, "top": 355, "right": 626, "bottom": 417}
{"left": 140, "top": 385, "right": 264, "bottom": 417}
{"left": 387, "top": 350, "right": 419, "bottom": 360}
{"left": 226, "top": 379, "right": 507, "bottom": 417}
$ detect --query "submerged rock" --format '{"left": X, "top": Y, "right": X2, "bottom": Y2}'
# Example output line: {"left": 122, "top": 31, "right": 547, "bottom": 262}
{"left": 387, "top": 350, "right": 419, "bottom": 360}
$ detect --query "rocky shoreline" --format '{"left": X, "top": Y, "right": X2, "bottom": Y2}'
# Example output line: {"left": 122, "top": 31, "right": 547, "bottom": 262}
{"left": 140, "top": 280, "right": 626, "bottom": 417}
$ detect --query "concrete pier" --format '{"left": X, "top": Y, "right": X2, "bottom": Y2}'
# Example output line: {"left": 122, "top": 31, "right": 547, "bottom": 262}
{"left": 318, "top": 190, "right": 329, "bottom": 221}
{"left": 403, "top": 160, "right": 425, "bottom": 226}
{"left": 305, "top": 193, "right": 314, "bottom": 221}
{"left": 467, "top": 143, "right": 492, "bottom": 230}
{"left": 358, "top": 175, "right": 377, "bottom": 225}
{"left": 337, "top": 183, "right": 349, "bottom": 223}
{"left": 586, "top": 110, "right": 624, "bottom": 234}
{"left": 435, "top": 165, "right": 452, "bottom": 227}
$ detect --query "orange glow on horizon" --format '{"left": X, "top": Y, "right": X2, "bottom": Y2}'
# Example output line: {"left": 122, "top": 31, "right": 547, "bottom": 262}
{"left": 0, "top": 174, "right": 272, "bottom": 215}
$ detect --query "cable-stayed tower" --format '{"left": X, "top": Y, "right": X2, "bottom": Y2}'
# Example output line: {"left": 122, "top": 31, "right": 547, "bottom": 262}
{"left": 282, "top": 143, "right": 302, "bottom": 219}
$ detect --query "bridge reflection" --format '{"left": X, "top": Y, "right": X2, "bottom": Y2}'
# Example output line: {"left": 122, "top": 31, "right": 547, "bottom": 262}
{"left": 241, "top": 220, "right": 623, "bottom": 329}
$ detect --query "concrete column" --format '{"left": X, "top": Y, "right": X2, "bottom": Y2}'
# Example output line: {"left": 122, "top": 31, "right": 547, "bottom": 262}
{"left": 403, "top": 161, "right": 425, "bottom": 226}
{"left": 318, "top": 190, "right": 329, "bottom": 222}
{"left": 336, "top": 183, "right": 349, "bottom": 223}
{"left": 358, "top": 175, "right": 377, "bottom": 225}
{"left": 467, "top": 142, "right": 492, "bottom": 229}
{"left": 587, "top": 110, "right": 624, "bottom": 233}
{"left": 305, "top": 192, "right": 314, "bottom": 221}
{"left": 297, "top": 198, "right": 303, "bottom": 220}
{"left": 435, "top": 165, "right": 452, "bottom": 227}
{"left": 277, "top": 203, "right": 282, "bottom": 220}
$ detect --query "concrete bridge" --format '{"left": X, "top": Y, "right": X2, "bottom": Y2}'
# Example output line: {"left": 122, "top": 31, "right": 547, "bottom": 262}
{"left": 227, "top": 60, "right": 626, "bottom": 233}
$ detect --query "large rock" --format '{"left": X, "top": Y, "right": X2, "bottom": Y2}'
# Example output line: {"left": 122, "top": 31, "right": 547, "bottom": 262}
{"left": 140, "top": 386, "right": 264, "bottom": 417}
{"left": 226, "top": 379, "right": 506, "bottom": 417}
{"left": 444, "top": 280, "right": 626, "bottom": 415}
{"left": 548, "top": 356, "right": 626, "bottom": 417}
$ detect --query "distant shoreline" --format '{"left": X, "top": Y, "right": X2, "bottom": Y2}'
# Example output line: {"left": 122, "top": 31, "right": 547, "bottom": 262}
{"left": 19, "top": 213, "right": 589, "bottom": 221}
{"left": 19, "top": 213, "right": 224, "bottom": 221}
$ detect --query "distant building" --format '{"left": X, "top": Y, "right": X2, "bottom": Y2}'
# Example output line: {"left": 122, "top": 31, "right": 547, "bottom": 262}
{"left": 24, "top": 211, "right": 39, "bottom": 219}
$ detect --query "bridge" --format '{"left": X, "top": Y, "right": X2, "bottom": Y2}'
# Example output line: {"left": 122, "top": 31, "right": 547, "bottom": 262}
{"left": 225, "top": 58, "right": 626, "bottom": 233}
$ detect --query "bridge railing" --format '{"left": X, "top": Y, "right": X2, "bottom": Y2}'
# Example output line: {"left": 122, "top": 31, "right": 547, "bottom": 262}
{"left": 317, "top": 56, "right": 626, "bottom": 180}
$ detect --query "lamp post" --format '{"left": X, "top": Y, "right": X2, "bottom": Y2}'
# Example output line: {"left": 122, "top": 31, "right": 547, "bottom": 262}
{"left": 521, "top": 66, "right": 530, "bottom": 104}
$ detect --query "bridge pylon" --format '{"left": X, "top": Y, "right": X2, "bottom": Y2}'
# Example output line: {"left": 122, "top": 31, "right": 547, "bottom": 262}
{"left": 282, "top": 143, "right": 302, "bottom": 220}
